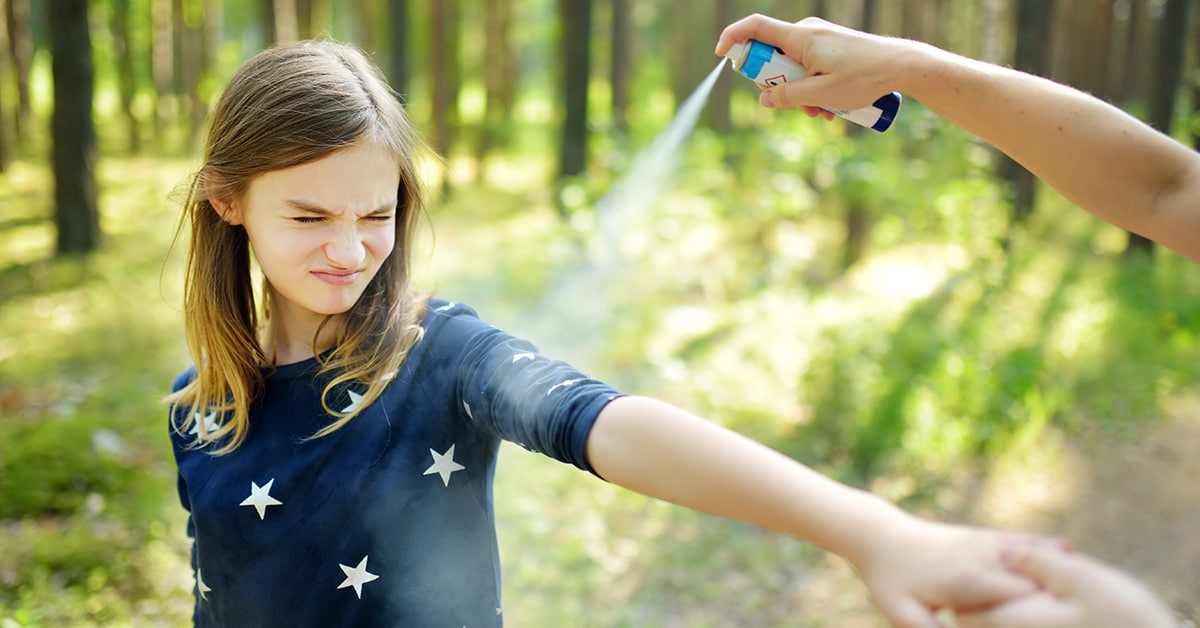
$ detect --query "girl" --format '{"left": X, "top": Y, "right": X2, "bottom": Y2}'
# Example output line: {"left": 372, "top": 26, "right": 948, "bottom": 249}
{"left": 167, "top": 40, "right": 1041, "bottom": 627}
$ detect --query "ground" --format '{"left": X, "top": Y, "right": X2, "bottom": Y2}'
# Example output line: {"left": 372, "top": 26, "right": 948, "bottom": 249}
{"left": 788, "top": 399, "right": 1200, "bottom": 626}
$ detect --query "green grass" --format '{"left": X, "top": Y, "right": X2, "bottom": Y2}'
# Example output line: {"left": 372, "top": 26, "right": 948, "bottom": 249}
{"left": 4, "top": 110, "right": 1200, "bottom": 625}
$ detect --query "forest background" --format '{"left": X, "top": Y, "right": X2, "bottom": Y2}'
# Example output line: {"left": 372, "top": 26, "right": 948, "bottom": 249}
{"left": 2, "top": 0, "right": 1200, "bottom": 625}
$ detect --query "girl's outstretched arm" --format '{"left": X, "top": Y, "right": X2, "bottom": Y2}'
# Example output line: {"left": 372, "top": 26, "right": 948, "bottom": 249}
{"left": 716, "top": 14, "right": 1200, "bottom": 262}
{"left": 586, "top": 395, "right": 1041, "bottom": 628}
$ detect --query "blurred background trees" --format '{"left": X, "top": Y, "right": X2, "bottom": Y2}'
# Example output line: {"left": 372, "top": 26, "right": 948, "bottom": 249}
{"left": 2, "top": 0, "right": 1200, "bottom": 624}
{"left": 1, "top": 0, "right": 1193, "bottom": 258}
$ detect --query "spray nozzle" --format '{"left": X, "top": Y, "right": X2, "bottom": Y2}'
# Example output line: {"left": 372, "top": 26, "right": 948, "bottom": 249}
{"left": 723, "top": 41, "right": 750, "bottom": 70}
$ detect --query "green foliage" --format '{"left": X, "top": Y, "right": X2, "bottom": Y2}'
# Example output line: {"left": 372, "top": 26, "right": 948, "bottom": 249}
{"left": 5, "top": 84, "right": 1200, "bottom": 625}
{"left": 0, "top": 156, "right": 194, "bottom": 625}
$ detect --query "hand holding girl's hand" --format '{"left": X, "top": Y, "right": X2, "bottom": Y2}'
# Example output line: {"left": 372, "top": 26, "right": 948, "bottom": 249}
{"left": 954, "top": 544, "right": 1177, "bottom": 628}
{"left": 715, "top": 13, "right": 918, "bottom": 115}
{"left": 850, "top": 514, "right": 1050, "bottom": 628}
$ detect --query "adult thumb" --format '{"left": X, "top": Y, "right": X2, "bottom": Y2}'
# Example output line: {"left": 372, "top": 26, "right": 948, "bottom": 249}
{"left": 761, "top": 75, "right": 831, "bottom": 109}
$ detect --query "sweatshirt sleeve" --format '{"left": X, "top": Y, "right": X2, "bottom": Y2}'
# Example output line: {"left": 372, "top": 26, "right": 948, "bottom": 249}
{"left": 428, "top": 302, "right": 625, "bottom": 474}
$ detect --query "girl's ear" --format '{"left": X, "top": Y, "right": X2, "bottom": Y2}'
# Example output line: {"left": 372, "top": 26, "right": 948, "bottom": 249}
{"left": 204, "top": 171, "right": 244, "bottom": 225}
{"left": 210, "top": 196, "right": 243, "bottom": 225}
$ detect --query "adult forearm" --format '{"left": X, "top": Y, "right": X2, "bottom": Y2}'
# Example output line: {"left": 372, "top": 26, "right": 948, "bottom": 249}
{"left": 898, "top": 42, "right": 1200, "bottom": 258}
{"left": 585, "top": 395, "right": 905, "bottom": 567}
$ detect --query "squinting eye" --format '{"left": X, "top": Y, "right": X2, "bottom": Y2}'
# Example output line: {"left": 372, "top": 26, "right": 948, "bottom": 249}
{"left": 366, "top": 215, "right": 395, "bottom": 222}
{"left": 291, "top": 216, "right": 324, "bottom": 224}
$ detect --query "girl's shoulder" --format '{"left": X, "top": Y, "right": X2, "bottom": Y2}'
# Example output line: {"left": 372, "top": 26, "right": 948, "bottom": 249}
{"left": 172, "top": 365, "right": 198, "bottom": 393}
{"left": 424, "top": 298, "right": 476, "bottom": 321}
{"left": 421, "top": 298, "right": 487, "bottom": 340}
{"left": 417, "top": 298, "right": 538, "bottom": 360}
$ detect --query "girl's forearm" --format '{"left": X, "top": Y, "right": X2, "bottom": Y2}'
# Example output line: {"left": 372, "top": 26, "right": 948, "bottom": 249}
{"left": 585, "top": 395, "right": 908, "bottom": 567}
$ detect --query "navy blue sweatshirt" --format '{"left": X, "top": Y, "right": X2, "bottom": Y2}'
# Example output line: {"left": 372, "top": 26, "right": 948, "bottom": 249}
{"left": 169, "top": 300, "right": 624, "bottom": 626}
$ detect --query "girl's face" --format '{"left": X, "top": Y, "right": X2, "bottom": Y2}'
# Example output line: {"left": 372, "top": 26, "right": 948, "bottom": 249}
{"left": 220, "top": 143, "right": 400, "bottom": 334}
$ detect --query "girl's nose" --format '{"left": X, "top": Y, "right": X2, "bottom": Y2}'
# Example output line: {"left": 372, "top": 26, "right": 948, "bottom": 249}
{"left": 323, "top": 229, "right": 367, "bottom": 268}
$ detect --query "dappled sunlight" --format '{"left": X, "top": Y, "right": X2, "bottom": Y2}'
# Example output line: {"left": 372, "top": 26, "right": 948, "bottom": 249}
{"left": 0, "top": 223, "right": 54, "bottom": 267}
{"left": 845, "top": 242, "right": 971, "bottom": 301}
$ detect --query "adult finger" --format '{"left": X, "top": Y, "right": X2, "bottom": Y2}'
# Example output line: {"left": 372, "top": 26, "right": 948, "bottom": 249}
{"left": 955, "top": 591, "right": 1077, "bottom": 628}
{"left": 1002, "top": 544, "right": 1088, "bottom": 598}
{"left": 760, "top": 74, "right": 840, "bottom": 109}
{"left": 715, "top": 13, "right": 799, "bottom": 57}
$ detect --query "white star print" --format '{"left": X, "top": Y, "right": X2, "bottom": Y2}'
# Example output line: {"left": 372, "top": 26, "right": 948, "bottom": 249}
{"left": 423, "top": 444, "right": 466, "bottom": 487}
{"left": 435, "top": 301, "right": 456, "bottom": 312}
{"left": 239, "top": 479, "right": 283, "bottom": 520}
{"left": 341, "top": 390, "right": 365, "bottom": 413}
{"left": 189, "top": 411, "right": 219, "bottom": 438}
{"left": 463, "top": 401, "right": 474, "bottom": 419}
{"left": 337, "top": 555, "right": 379, "bottom": 599}
{"left": 197, "top": 569, "right": 212, "bottom": 600}
{"left": 512, "top": 352, "right": 535, "bottom": 363}
{"left": 546, "top": 378, "right": 584, "bottom": 396}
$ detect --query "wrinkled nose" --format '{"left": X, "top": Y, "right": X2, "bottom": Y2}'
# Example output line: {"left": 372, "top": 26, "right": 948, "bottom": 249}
{"left": 324, "top": 229, "right": 367, "bottom": 269}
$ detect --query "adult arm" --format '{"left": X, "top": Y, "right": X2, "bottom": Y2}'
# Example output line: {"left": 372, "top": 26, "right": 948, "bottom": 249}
{"left": 716, "top": 15, "right": 1200, "bottom": 261}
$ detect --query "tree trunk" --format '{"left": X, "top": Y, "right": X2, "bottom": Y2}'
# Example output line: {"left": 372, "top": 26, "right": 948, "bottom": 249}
{"left": 1119, "top": 0, "right": 1149, "bottom": 107}
{"left": 48, "top": 0, "right": 101, "bottom": 255}
{"left": 110, "top": 0, "right": 141, "bottom": 153}
{"left": 610, "top": 0, "right": 630, "bottom": 136}
{"left": 296, "top": 0, "right": 315, "bottom": 39}
{"left": 1084, "top": 1, "right": 1114, "bottom": 97}
{"left": 557, "top": 0, "right": 591, "bottom": 184}
{"left": 476, "top": 0, "right": 515, "bottom": 167}
{"left": 151, "top": 0, "right": 173, "bottom": 137}
{"left": 978, "top": 0, "right": 1008, "bottom": 65}
{"left": 0, "top": 0, "right": 9, "bottom": 171}
{"left": 386, "top": 0, "right": 409, "bottom": 99}
{"left": 668, "top": 1, "right": 706, "bottom": 113}
{"left": 172, "top": 0, "right": 206, "bottom": 142}
{"left": 1126, "top": 0, "right": 1192, "bottom": 258}
{"left": 5, "top": 0, "right": 32, "bottom": 149}
{"left": 352, "top": 0, "right": 375, "bottom": 53}
{"left": 998, "top": 0, "right": 1054, "bottom": 225}
{"left": 842, "top": 0, "right": 877, "bottom": 270}
{"left": 1192, "top": 6, "right": 1200, "bottom": 152}
{"left": 261, "top": 0, "right": 275, "bottom": 44}
{"left": 430, "top": 0, "right": 459, "bottom": 193}
{"left": 707, "top": 0, "right": 732, "bottom": 135}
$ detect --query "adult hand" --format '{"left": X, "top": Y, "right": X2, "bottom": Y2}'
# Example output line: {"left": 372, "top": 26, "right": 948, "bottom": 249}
{"left": 716, "top": 13, "right": 916, "bottom": 115}
{"left": 956, "top": 544, "right": 1177, "bottom": 628}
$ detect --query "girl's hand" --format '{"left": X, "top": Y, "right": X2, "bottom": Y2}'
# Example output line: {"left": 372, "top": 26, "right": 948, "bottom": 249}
{"left": 851, "top": 514, "right": 1049, "bottom": 627}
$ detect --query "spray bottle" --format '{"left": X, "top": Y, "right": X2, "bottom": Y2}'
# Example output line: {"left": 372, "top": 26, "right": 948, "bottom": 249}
{"left": 724, "top": 40, "right": 901, "bottom": 132}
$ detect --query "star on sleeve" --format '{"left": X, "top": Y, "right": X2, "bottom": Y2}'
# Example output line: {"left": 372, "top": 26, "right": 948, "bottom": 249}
{"left": 239, "top": 479, "right": 283, "bottom": 520}
{"left": 546, "top": 378, "right": 584, "bottom": 396}
{"left": 422, "top": 444, "right": 466, "bottom": 487}
{"left": 196, "top": 568, "right": 212, "bottom": 601}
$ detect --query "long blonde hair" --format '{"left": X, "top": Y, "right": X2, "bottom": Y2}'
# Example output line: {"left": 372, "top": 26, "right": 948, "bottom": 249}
{"left": 167, "top": 40, "right": 429, "bottom": 453}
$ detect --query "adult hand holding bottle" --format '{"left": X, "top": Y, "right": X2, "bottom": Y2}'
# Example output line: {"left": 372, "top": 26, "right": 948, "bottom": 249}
{"left": 716, "top": 13, "right": 1200, "bottom": 262}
